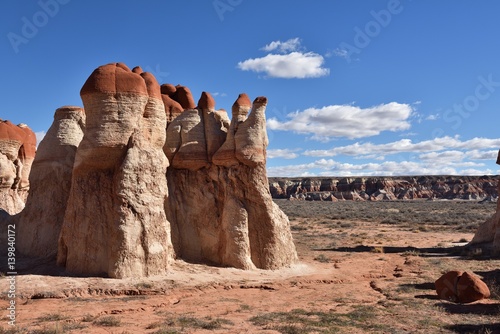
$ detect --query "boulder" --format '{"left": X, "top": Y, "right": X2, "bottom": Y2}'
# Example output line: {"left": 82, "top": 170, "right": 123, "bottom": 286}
{"left": 17, "top": 106, "right": 85, "bottom": 258}
{"left": 435, "top": 271, "right": 490, "bottom": 303}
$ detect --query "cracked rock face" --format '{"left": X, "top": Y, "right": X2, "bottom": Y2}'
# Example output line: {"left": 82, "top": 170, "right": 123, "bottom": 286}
{"left": 57, "top": 63, "right": 172, "bottom": 278}
{"left": 0, "top": 120, "right": 36, "bottom": 214}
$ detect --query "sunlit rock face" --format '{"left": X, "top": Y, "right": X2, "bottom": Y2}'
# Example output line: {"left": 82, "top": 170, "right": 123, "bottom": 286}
{"left": 57, "top": 63, "right": 172, "bottom": 278}
{"left": 13, "top": 62, "right": 297, "bottom": 278}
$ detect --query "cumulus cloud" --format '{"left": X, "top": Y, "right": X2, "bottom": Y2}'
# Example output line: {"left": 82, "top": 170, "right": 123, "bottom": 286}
{"left": 238, "top": 52, "right": 329, "bottom": 79}
{"left": 304, "top": 136, "right": 500, "bottom": 157}
{"left": 268, "top": 102, "right": 413, "bottom": 140}
{"left": 267, "top": 148, "right": 300, "bottom": 159}
{"left": 425, "top": 114, "right": 439, "bottom": 121}
{"left": 261, "top": 38, "right": 301, "bottom": 53}
{"left": 238, "top": 38, "right": 329, "bottom": 79}
{"left": 267, "top": 158, "right": 492, "bottom": 177}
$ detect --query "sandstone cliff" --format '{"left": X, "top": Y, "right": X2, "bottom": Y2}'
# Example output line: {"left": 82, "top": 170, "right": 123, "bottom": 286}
{"left": 0, "top": 120, "right": 36, "bottom": 214}
{"left": 269, "top": 176, "right": 499, "bottom": 201}
{"left": 17, "top": 106, "right": 85, "bottom": 257}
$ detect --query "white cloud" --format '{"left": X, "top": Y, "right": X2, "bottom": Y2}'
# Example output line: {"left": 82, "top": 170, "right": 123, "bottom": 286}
{"left": 425, "top": 114, "right": 439, "bottom": 120}
{"left": 261, "top": 38, "right": 301, "bottom": 53}
{"left": 268, "top": 102, "right": 413, "bottom": 140}
{"left": 304, "top": 136, "right": 500, "bottom": 157}
{"left": 267, "top": 158, "right": 494, "bottom": 177}
{"left": 35, "top": 131, "right": 46, "bottom": 147}
{"left": 238, "top": 38, "right": 329, "bottom": 79}
{"left": 267, "top": 148, "right": 300, "bottom": 159}
{"left": 238, "top": 52, "right": 329, "bottom": 79}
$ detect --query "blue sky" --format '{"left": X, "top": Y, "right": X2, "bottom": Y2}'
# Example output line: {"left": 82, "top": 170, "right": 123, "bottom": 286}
{"left": 2, "top": 0, "right": 500, "bottom": 177}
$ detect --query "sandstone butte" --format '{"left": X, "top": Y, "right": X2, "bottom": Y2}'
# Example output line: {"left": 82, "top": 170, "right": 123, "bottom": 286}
{"left": 3, "top": 62, "right": 297, "bottom": 278}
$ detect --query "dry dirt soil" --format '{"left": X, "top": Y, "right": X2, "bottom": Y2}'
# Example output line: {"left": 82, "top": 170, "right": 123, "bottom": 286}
{"left": 1, "top": 200, "right": 500, "bottom": 334}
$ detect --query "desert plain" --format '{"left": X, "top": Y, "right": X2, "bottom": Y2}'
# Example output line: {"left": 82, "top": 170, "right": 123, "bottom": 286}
{"left": 1, "top": 199, "right": 499, "bottom": 334}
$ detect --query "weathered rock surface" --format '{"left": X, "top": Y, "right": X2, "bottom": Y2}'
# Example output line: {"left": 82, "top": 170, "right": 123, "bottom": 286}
{"left": 57, "top": 63, "right": 172, "bottom": 278}
{"left": 269, "top": 176, "right": 499, "bottom": 201}
{"left": 9, "top": 63, "right": 297, "bottom": 278}
{"left": 165, "top": 91, "right": 297, "bottom": 270}
{"left": 0, "top": 120, "right": 36, "bottom": 214}
{"left": 17, "top": 106, "right": 85, "bottom": 257}
{"left": 435, "top": 270, "right": 490, "bottom": 303}
{"left": 469, "top": 150, "right": 500, "bottom": 254}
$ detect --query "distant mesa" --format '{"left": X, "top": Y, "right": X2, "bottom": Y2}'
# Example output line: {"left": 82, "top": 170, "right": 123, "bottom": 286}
{"left": 4, "top": 62, "right": 297, "bottom": 278}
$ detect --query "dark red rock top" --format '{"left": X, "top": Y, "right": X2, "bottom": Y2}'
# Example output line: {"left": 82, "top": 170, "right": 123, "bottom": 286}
{"left": 197, "top": 92, "right": 216, "bottom": 110}
{"left": 0, "top": 121, "right": 36, "bottom": 158}
{"left": 162, "top": 94, "right": 184, "bottom": 118}
{"left": 173, "top": 85, "right": 196, "bottom": 110}
{"left": 233, "top": 93, "right": 252, "bottom": 110}
{"left": 0, "top": 120, "right": 24, "bottom": 143}
{"left": 253, "top": 96, "right": 268, "bottom": 106}
{"left": 161, "top": 84, "right": 177, "bottom": 96}
{"left": 81, "top": 63, "right": 161, "bottom": 99}
{"left": 18, "top": 124, "right": 36, "bottom": 158}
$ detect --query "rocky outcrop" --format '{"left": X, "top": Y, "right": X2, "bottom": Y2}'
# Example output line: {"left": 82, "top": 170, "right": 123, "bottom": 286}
{"left": 56, "top": 63, "right": 172, "bottom": 278}
{"left": 269, "top": 176, "right": 499, "bottom": 201}
{"left": 469, "top": 150, "right": 500, "bottom": 254}
{"left": 9, "top": 62, "right": 297, "bottom": 278}
{"left": 165, "top": 91, "right": 297, "bottom": 270}
{"left": 0, "top": 120, "right": 36, "bottom": 214}
{"left": 17, "top": 106, "right": 85, "bottom": 257}
{"left": 435, "top": 270, "right": 490, "bottom": 303}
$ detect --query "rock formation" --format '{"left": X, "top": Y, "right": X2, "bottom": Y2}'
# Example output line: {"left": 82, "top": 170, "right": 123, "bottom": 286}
{"left": 17, "top": 106, "right": 85, "bottom": 257}
{"left": 0, "top": 120, "right": 36, "bottom": 214}
{"left": 269, "top": 176, "right": 499, "bottom": 201}
{"left": 469, "top": 150, "right": 500, "bottom": 254}
{"left": 165, "top": 92, "right": 296, "bottom": 269}
{"left": 435, "top": 270, "right": 490, "bottom": 303}
{"left": 10, "top": 62, "right": 297, "bottom": 278}
{"left": 56, "top": 63, "right": 172, "bottom": 278}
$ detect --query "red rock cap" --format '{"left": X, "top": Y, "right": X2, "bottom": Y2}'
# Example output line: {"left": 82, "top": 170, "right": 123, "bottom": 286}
{"left": 197, "top": 92, "right": 216, "bottom": 110}
{"left": 80, "top": 63, "right": 148, "bottom": 97}
{"left": 173, "top": 85, "right": 196, "bottom": 110}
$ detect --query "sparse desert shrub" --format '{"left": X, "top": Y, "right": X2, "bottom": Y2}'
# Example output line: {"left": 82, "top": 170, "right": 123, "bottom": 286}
{"left": 313, "top": 254, "right": 330, "bottom": 263}
{"left": 93, "top": 316, "right": 121, "bottom": 327}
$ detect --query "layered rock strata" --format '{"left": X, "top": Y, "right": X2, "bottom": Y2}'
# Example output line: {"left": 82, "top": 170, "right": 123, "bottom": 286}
{"left": 56, "top": 63, "right": 172, "bottom": 278}
{"left": 269, "top": 176, "right": 499, "bottom": 201}
{"left": 17, "top": 106, "right": 85, "bottom": 257}
{"left": 0, "top": 120, "right": 36, "bottom": 214}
